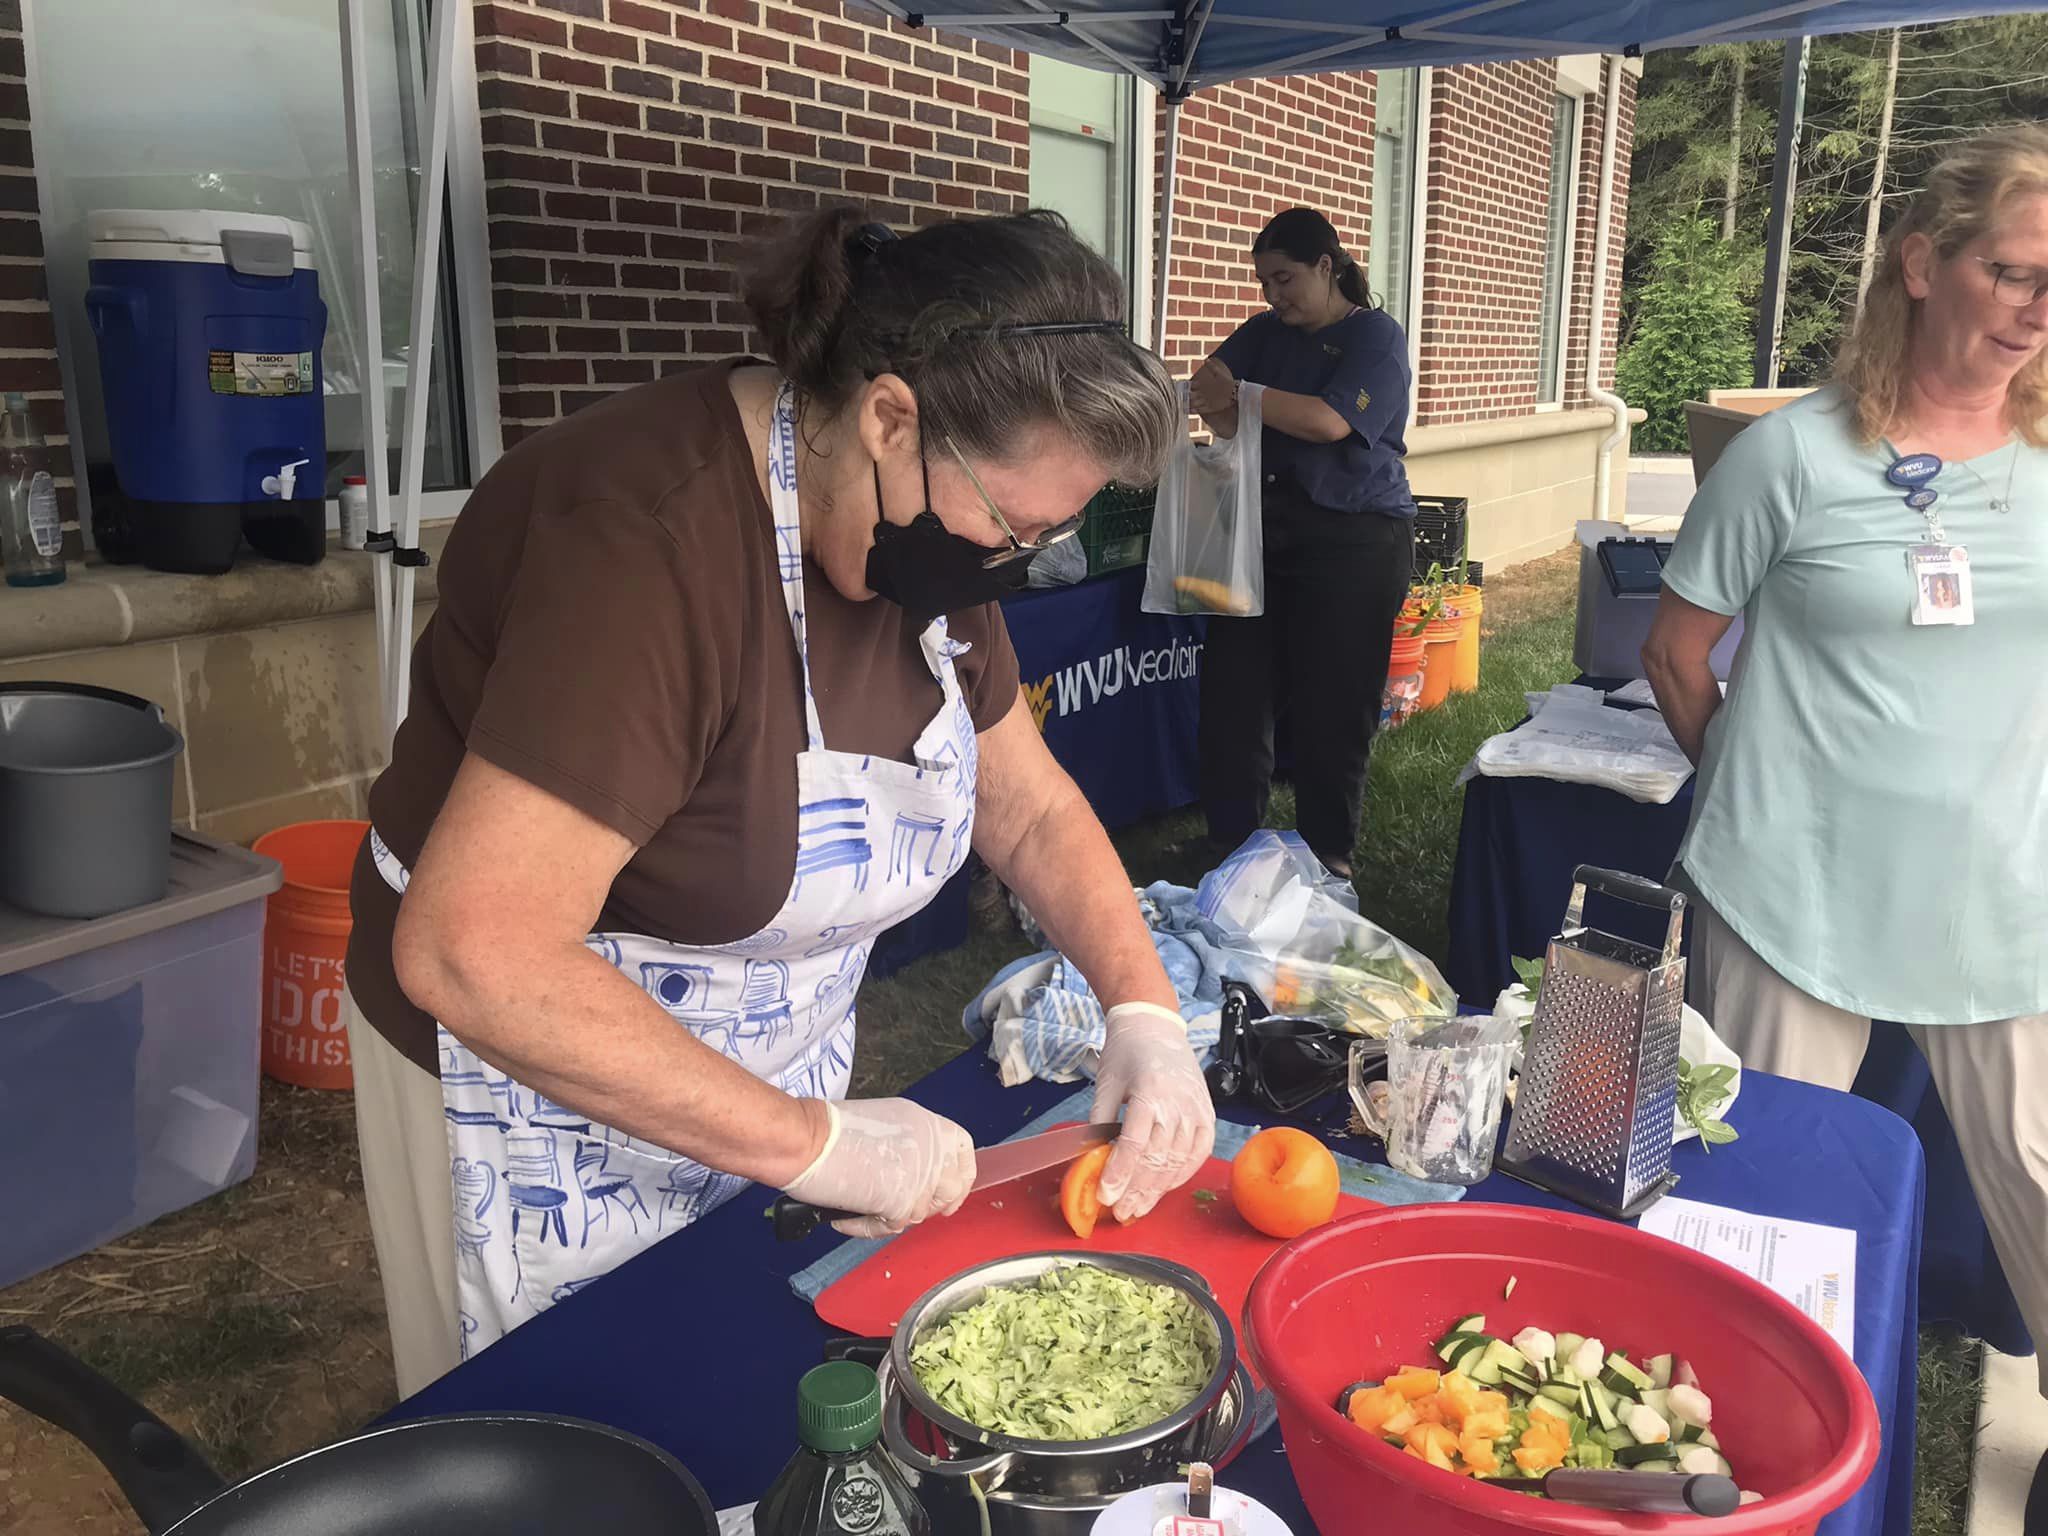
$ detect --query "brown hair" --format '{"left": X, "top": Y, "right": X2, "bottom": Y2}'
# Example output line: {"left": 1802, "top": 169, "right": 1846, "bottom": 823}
{"left": 741, "top": 206, "right": 1180, "bottom": 485}
{"left": 1252, "top": 206, "right": 1374, "bottom": 310}
{"left": 1835, "top": 122, "right": 2048, "bottom": 446}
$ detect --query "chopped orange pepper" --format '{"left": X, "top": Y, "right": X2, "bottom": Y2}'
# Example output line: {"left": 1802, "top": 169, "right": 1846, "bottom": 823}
{"left": 1381, "top": 1406, "right": 1419, "bottom": 1437}
{"left": 1389, "top": 1367, "right": 1442, "bottom": 1401}
{"left": 1345, "top": 1385, "right": 1403, "bottom": 1435}
{"left": 1459, "top": 1434, "right": 1501, "bottom": 1474}
{"left": 1514, "top": 1444, "right": 1566, "bottom": 1474}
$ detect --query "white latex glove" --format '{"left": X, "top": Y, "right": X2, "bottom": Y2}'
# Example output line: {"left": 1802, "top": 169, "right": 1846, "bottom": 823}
{"left": 1090, "top": 1003, "right": 1217, "bottom": 1223}
{"left": 781, "top": 1098, "right": 977, "bottom": 1238}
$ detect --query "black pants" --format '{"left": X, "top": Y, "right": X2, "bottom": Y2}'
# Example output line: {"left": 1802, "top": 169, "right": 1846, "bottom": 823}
{"left": 1198, "top": 496, "right": 1415, "bottom": 867}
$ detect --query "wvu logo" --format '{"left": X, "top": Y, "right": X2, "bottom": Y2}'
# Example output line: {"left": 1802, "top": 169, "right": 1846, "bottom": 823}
{"left": 1355, "top": 389, "right": 1372, "bottom": 413}
{"left": 1024, "top": 676, "right": 1055, "bottom": 732}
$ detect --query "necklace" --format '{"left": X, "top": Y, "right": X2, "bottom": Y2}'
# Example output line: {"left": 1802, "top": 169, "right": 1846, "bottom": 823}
{"left": 1954, "top": 439, "right": 2021, "bottom": 514}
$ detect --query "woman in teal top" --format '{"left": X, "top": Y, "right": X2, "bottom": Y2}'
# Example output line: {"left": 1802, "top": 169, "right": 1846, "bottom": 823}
{"left": 1645, "top": 125, "right": 2048, "bottom": 1416}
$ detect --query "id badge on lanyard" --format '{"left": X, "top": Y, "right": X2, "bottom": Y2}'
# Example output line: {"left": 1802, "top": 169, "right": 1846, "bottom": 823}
{"left": 1906, "top": 542, "right": 1974, "bottom": 626}
{"left": 1887, "top": 452, "right": 1974, "bottom": 627}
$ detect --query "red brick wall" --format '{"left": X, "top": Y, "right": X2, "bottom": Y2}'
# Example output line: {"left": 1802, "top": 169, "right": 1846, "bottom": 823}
{"left": 1562, "top": 59, "right": 1634, "bottom": 410}
{"left": 1152, "top": 73, "right": 1376, "bottom": 376}
{"left": 475, "top": 0, "right": 1030, "bottom": 442}
{"left": 0, "top": 0, "right": 77, "bottom": 547}
{"left": 1412, "top": 59, "right": 1561, "bottom": 425}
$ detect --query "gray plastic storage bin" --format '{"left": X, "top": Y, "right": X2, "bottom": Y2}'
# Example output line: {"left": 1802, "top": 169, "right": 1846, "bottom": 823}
{"left": 0, "top": 833, "right": 281, "bottom": 1290}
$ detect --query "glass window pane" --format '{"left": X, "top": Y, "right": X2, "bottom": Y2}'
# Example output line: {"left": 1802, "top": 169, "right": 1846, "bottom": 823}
{"left": 1536, "top": 93, "right": 1576, "bottom": 405}
{"left": 1029, "top": 57, "right": 1131, "bottom": 290}
{"left": 32, "top": 0, "right": 467, "bottom": 502}
{"left": 1370, "top": 69, "right": 1418, "bottom": 330}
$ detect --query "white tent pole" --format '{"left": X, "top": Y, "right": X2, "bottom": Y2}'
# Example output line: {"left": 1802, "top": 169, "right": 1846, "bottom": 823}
{"left": 389, "top": 0, "right": 462, "bottom": 733}
{"left": 1151, "top": 94, "right": 1182, "bottom": 361}
{"left": 1583, "top": 54, "right": 1629, "bottom": 522}
{"left": 339, "top": 0, "right": 396, "bottom": 746}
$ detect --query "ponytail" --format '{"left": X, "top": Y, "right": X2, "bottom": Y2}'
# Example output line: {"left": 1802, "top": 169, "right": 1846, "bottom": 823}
{"left": 740, "top": 205, "right": 868, "bottom": 404}
{"left": 1251, "top": 206, "right": 1378, "bottom": 311}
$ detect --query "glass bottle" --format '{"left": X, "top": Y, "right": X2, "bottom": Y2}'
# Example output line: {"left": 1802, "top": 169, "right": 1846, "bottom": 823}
{"left": 754, "top": 1362, "right": 930, "bottom": 1536}
{"left": 1, "top": 392, "right": 64, "bottom": 587}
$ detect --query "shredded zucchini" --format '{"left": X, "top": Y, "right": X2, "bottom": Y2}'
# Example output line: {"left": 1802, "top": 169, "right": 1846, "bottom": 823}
{"left": 909, "top": 1264, "right": 1217, "bottom": 1441}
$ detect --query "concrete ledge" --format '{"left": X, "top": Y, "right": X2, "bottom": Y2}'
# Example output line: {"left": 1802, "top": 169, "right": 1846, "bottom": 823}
{"left": 0, "top": 524, "right": 452, "bottom": 663}
{"left": 1410, "top": 405, "right": 1620, "bottom": 459}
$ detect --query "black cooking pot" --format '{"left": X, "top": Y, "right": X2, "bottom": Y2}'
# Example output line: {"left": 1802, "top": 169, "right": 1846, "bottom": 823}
{"left": 0, "top": 1327, "right": 718, "bottom": 1534}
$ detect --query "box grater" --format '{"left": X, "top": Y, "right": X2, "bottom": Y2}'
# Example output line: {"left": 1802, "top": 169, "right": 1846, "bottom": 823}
{"left": 1498, "top": 865, "right": 1686, "bottom": 1219}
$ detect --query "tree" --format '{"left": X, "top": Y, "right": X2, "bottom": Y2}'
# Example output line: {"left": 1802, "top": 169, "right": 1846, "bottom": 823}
{"left": 1616, "top": 219, "right": 1756, "bottom": 452}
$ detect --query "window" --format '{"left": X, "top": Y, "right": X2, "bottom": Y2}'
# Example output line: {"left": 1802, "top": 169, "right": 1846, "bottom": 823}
{"left": 1368, "top": 68, "right": 1421, "bottom": 332}
{"left": 1028, "top": 57, "right": 1136, "bottom": 297}
{"left": 1535, "top": 92, "right": 1581, "bottom": 406}
{"left": 30, "top": 0, "right": 473, "bottom": 516}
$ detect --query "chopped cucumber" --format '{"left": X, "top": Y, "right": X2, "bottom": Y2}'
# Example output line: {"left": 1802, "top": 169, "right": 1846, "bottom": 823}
{"left": 1639, "top": 1388, "right": 1673, "bottom": 1421}
{"left": 1438, "top": 1330, "right": 1491, "bottom": 1364}
{"left": 1497, "top": 1368, "right": 1543, "bottom": 1398}
{"left": 1599, "top": 1367, "right": 1644, "bottom": 1402}
{"left": 1481, "top": 1339, "right": 1532, "bottom": 1378}
{"left": 1589, "top": 1385, "right": 1620, "bottom": 1433}
{"left": 1527, "top": 1395, "right": 1571, "bottom": 1422}
{"left": 1615, "top": 1443, "right": 1681, "bottom": 1469}
{"left": 1554, "top": 1332, "right": 1587, "bottom": 1363}
{"left": 1552, "top": 1364, "right": 1583, "bottom": 1388}
{"left": 1604, "top": 1353, "right": 1655, "bottom": 1391}
{"left": 1647, "top": 1353, "right": 1674, "bottom": 1390}
{"left": 1575, "top": 1439, "right": 1615, "bottom": 1470}
{"left": 1675, "top": 1421, "right": 1706, "bottom": 1445}
{"left": 1450, "top": 1313, "right": 1487, "bottom": 1334}
{"left": 1697, "top": 1428, "right": 1721, "bottom": 1451}
{"left": 1600, "top": 1426, "right": 1637, "bottom": 1452}
{"left": 1538, "top": 1382, "right": 1582, "bottom": 1407}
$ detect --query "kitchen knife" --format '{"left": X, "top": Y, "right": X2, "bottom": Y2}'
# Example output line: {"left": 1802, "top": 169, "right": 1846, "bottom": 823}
{"left": 770, "top": 1121, "right": 1119, "bottom": 1242}
{"left": 1486, "top": 1469, "right": 1740, "bottom": 1516}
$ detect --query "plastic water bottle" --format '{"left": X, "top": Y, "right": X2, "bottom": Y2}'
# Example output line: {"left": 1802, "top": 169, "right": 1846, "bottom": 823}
{"left": 1, "top": 393, "right": 64, "bottom": 587}
{"left": 754, "top": 1363, "right": 929, "bottom": 1536}
{"left": 339, "top": 474, "right": 369, "bottom": 551}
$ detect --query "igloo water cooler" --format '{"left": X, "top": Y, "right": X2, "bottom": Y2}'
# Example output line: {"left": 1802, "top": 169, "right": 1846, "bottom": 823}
{"left": 85, "top": 210, "right": 327, "bottom": 575}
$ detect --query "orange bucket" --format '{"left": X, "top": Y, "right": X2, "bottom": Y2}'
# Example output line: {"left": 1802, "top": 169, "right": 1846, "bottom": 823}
{"left": 1415, "top": 616, "right": 1463, "bottom": 711}
{"left": 1447, "top": 585, "right": 1483, "bottom": 694}
{"left": 251, "top": 819, "right": 369, "bottom": 1090}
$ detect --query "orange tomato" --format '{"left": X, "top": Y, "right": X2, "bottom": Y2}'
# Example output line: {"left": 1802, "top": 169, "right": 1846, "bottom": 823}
{"left": 1230, "top": 1126, "right": 1342, "bottom": 1239}
{"left": 1059, "top": 1142, "right": 1114, "bottom": 1240}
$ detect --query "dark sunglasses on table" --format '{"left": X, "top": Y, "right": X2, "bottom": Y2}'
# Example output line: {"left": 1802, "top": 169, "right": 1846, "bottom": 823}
{"left": 1205, "top": 981, "right": 1384, "bottom": 1115}
{"left": 1971, "top": 257, "right": 2048, "bottom": 308}
{"left": 933, "top": 438, "right": 1084, "bottom": 571}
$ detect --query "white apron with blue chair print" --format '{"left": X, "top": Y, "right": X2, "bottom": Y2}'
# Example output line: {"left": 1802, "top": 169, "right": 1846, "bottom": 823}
{"left": 371, "top": 385, "right": 980, "bottom": 1358}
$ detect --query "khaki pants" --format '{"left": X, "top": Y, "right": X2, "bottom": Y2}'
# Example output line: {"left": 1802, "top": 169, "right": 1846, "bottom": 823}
{"left": 1690, "top": 899, "right": 2048, "bottom": 1392}
{"left": 346, "top": 990, "right": 461, "bottom": 1398}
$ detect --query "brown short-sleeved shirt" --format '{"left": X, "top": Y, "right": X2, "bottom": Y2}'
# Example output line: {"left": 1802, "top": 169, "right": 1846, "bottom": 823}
{"left": 347, "top": 361, "right": 1020, "bottom": 1072}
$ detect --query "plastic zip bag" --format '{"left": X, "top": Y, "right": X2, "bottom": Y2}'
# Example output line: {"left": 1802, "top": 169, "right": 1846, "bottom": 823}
{"left": 1142, "top": 381, "right": 1265, "bottom": 618}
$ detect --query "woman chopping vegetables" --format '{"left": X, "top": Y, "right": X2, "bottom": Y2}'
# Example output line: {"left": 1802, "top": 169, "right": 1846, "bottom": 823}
{"left": 1188, "top": 207, "right": 1418, "bottom": 878}
{"left": 344, "top": 208, "right": 1217, "bottom": 1394}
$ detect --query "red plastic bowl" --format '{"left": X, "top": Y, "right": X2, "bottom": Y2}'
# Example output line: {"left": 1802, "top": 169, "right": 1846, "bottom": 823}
{"left": 1243, "top": 1204, "right": 1879, "bottom": 1536}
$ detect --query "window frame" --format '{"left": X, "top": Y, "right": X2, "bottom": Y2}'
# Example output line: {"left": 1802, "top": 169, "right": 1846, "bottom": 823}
{"left": 1027, "top": 56, "right": 1141, "bottom": 329}
{"left": 1535, "top": 83, "right": 1587, "bottom": 411}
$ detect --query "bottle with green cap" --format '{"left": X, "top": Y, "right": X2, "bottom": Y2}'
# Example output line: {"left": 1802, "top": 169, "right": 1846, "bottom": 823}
{"left": 754, "top": 1361, "right": 929, "bottom": 1536}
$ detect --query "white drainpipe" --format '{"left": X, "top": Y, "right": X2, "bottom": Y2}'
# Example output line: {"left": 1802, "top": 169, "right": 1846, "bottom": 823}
{"left": 1584, "top": 55, "right": 1629, "bottom": 522}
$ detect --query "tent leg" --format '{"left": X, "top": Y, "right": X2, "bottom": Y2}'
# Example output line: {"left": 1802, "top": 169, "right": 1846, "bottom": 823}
{"left": 1754, "top": 35, "right": 1810, "bottom": 388}
{"left": 1150, "top": 95, "right": 1182, "bottom": 360}
{"left": 339, "top": 0, "right": 395, "bottom": 745}
{"left": 390, "top": 0, "right": 463, "bottom": 733}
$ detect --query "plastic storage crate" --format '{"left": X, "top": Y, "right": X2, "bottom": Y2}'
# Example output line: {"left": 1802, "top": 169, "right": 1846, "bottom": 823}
{"left": 1413, "top": 494, "right": 1470, "bottom": 574}
{"left": 1079, "top": 483, "right": 1158, "bottom": 575}
{"left": 0, "top": 833, "right": 280, "bottom": 1289}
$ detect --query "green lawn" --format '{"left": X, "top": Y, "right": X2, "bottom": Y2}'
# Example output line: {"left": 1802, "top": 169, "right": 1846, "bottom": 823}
{"left": 856, "top": 551, "right": 1982, "bottom": 1535}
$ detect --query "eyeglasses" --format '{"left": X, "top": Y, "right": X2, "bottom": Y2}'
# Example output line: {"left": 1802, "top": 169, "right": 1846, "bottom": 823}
{"left": 1970, "top": 257, "right": 2048, "bottom": 309}
{"left": 939, "top": 439, "right": 1085, "bottom": 571}
{"left": 1205, "top": 982, "right": 1373, "bottom": 1114}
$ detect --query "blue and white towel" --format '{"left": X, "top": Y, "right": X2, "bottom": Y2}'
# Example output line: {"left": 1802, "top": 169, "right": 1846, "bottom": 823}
{"left": 963, "top": 880, "right": 1231, "bottom": 1086}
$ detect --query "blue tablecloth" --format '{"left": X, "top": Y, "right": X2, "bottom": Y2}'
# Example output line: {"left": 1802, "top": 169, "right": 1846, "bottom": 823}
{"left": 1445, "top": 687, "right": 2030, "bottom": 1356}
{"left": 385, "top": 1049, "right": 1923, "bottom": 1536}
{"left": 871, "top": 567, "right": 1205, "bottom": 976}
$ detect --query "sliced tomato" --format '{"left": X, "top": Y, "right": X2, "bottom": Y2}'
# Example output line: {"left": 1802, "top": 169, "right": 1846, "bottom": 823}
{"left": 1059, "top": 1141, "right": 1115, "bottom": 1240}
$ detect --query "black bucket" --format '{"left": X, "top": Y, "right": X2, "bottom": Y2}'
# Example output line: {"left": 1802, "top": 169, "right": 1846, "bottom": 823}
{"left": 0, "top": 684, "right": 185, "bottom": 918}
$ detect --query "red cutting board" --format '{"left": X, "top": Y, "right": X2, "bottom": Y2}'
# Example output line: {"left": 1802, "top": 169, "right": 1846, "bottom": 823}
{"left": 814, "top": 1128, "right": 1381, "bottom": 1353}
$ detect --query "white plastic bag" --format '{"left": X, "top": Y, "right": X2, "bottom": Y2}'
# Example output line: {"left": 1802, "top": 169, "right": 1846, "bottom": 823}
{"left": 1458, "top": 684, "right": 1695, "bottom": 804}
{"left": 1143, "top": 381, "right": 1265, "bottom": 618}
{"left": 1196, "top": 832, "right": 1454, "bottom": 1038}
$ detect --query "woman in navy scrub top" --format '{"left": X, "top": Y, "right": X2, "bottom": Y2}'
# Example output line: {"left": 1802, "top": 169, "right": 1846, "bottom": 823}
{"left": 1188, "top": 207, "right": 1417, "bottom": 876}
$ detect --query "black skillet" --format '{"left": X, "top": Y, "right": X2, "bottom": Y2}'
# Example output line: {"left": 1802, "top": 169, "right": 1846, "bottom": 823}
{"left": 0, "top": 1326, "right": 718, "bottom": 1534}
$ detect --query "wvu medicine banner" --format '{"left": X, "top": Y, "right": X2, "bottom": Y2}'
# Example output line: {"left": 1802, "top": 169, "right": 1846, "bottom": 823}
{"left": 1001, "top": 567, "right": 1206, "bottom": 832}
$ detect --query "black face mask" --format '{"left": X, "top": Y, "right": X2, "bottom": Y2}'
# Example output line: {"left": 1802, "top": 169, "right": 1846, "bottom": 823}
{"left": 864, "top": 462, "right": 1034, "bottom": 626}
